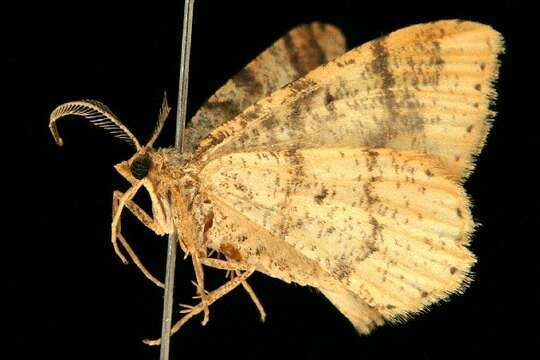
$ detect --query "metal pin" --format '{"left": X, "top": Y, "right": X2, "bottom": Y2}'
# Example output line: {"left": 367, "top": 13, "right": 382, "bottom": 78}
{"left": 160, "top": 1, "right": 195, "bottom": 359}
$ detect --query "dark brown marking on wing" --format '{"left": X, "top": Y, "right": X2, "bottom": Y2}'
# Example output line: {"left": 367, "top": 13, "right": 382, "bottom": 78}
{"left": 368, "top": 35, "right": 434, "bottom": 147}
{"left": 365, "top": 149, "right": 379, "bottom": 172}
{"left": 371, "top": 38, "right": 398, "bottom": 121}
{"left": 324, "top": 90, "right": 336, "bottom": 112}
{"left": 305, "top": 24, "right": 327, "bottom": 65}
{"left": 333, "top": 257, "right": 353, "bottom": 283}
{"left": 363, "top": 179, "right": 380, "bottom": 208}
{"left": 220, "top": 243, "right": 243, "bottom": 262}
{"left": 202, "top": 210, "right": 214, "bottom": 243}
{"left": 369, "top": 38, "right": 402, "bottom": 146}
{"left": 286, "top": 148, "right": 306, "bottom": 178}
{"left": 278, "top": 148, "right": 306, "bottom": 238}
{"left": 283, "top": 25, "right": 327, "bottom": 76}
{"left": 314, "top": 186, "right": 328, "bottom": 204}
{"left": 283, "top": 33, "right": 304, "bottom": 75}
{"left": 368, "top": 215, "right": 383, "bottom": 250}
{"left": 288, "top": 85, "right": 322, "bottom": 130}
{"left": 204, "top": 99, "right": 241, "bottom": 121}
{"left": 186, "top": 24, "right": 344, "bottom": 155}
{"left": 232, "top": 67, "right": 263, "bottom": 98}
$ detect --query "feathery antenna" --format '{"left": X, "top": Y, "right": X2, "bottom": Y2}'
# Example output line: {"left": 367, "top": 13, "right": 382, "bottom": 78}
{"left": 49, "top": 100, "right": 142, "bottom": 150}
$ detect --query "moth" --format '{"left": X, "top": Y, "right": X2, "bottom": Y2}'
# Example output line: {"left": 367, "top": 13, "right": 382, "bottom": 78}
{"left": 50, "top": 20, "right": 504, "bottom": 343}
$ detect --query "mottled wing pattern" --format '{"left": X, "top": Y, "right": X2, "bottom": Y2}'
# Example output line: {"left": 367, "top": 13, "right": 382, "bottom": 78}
{"left": 184, "top": 22, "right": 346, "bottom": 153}
{"left": 200, "top": 148, "right": 475, "bottom": 326}
{"left": 195, "top": 20, "right": 503, "bottom": 181}
{"left": 202, "top": 179, "right": 385, "bottom": 332}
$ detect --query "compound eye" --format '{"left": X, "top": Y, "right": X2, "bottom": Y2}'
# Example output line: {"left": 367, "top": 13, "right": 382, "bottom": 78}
{"left": 130, "top": 154, "right": 151, "bottom": 180}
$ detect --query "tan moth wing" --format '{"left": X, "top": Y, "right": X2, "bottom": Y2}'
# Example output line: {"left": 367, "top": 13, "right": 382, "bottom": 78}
{"left": 195, "top": 20, "right": 504, "bottom": 181}
{"left": 190, "top": 20, "right": 503, "bottom": 333}
{"left": 199, "top": 148, "right": 474, "bottom": 331}
{"left": 183, "top": 22, "right": 346, "bottom": 153}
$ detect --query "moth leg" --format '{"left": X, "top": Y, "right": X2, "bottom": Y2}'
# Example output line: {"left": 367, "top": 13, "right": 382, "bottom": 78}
{"left": 113, "top": 190, "right": 162, "bottom": 233}
{"left": 119, "top": 187, "right": 190, "bottom": 253}
{"left": 199, "top": 258, "right": 266, "bottom": 321}
{"left": 112, "top": 190, "right": 164, "bottom": 288}
{"left": 169, "top": 187, "right": 211, "bottom": 324}
{"left": 190, "top": 254, "right": 210, "bottom": 325}
{"left": 199, "top": 257, "right": 251, "bottom": 270}
{"left": 235, "top": 270, "right": 266, "bottom": 322}
{"left": 143, "top": 267, "right": 256, "bottom": 346}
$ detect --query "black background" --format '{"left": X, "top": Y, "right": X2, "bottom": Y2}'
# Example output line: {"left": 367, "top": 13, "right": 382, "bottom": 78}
{"left": 8, "top": 0, "right": 537, "bottom": 358}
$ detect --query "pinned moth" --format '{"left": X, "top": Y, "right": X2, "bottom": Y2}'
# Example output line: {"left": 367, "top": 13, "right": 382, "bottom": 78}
{"left": 50, "top": 20, "right": 503, "bottom": 341}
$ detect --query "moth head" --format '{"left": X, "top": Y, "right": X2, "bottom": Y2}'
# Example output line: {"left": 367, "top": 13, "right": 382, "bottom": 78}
{"left": 113, "top": 147, "right": 177, "bottom": 235}
{"left": 113, "top": 149, "right": 154, "bottom": 184}
{"left": 50, "top": 94, "right": 174, "bottom": 236}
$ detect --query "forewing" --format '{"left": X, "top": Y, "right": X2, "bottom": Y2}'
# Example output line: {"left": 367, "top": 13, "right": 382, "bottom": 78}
{"left": 200, "top": 148, "right": 476, "bottom": 321}
{"left": 184, "top": 22, "right": 346, "bottom": 153}
{"left": 195, "top": 20, "right": 504, "bottom": 181}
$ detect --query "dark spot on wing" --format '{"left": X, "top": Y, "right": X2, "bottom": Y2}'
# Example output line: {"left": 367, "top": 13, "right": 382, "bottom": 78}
{"left": 324, "top": 90, "right": 335, "bottom": 112}
{"left": 220, "top": 243, "right": 243, "bottom": 262}
{"left": 314, "top": 186, "right": 328, "bottom": 204}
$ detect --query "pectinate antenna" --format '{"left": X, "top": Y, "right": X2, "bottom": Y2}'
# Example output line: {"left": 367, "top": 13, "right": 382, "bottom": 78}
{"left": 49, "top": 99, "right": 142, "bottom": 150}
